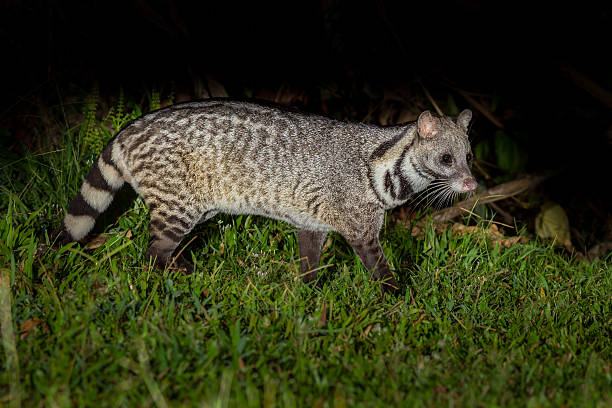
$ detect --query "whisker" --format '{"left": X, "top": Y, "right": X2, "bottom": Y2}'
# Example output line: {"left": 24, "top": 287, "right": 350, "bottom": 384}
{"left": 410, "top": 182, "right": 445, "bottom": 202}
{"left": 408, "top": 178, "right": 468, "bottom": 214}
{"left": 426, "top": 181, "right": 450, "bottom": 188}
{"left": 435, "top": 184, "right": 453, "bottom": 207}
{"left": 411, "top": 183, "right": 447, "bottom": 209}
{"left": 431, "top": 186, "right": 451, "bottom": 209}
{"left": 439, "top": 186, "right": 456, "bottom": 209}
{"left": 438, "top": 188, "right": 453, "bottom": 209}
{"left": 438, "top": 190, "right": 450, "bottom": 209}
{"left": 412, "top": 190, "right": 438, "bottom": 211}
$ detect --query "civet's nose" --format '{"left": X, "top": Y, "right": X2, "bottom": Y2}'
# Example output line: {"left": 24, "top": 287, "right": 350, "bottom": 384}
{"left": 462, "top": 177, "right": 478, "bottom": 191}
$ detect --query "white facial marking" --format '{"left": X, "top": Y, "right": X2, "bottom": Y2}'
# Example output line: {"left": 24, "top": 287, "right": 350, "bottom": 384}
{"left": 403, "top": 159, "right": 430, "bottom": 193}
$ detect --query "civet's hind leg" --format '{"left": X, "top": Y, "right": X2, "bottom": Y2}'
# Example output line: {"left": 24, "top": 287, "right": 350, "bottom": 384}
{"left": 298, "top": 229, "right": 328, "bottom": 283}
{"left": 145, "top": 210, "right": 195, "bottom": 272}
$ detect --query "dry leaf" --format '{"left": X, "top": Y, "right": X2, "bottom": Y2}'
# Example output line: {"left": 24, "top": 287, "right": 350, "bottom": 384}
{"left": 412, "top": 221, "right": 527, "bottom": 249}
{"left": 452, "top": 223, "right": 528, "bottom": 247}
{"left": 322, "top": 236, "right": 333, "bottom": 252}
{"left": 410, "top": 221, "right": 447, "bottom": 238}
{"left": 363, "top": 324, "right": 373, "bottom": 339}
{"left": 536, "top": 202, "right": 571, "bottom": 247}
{"left": 157, "top": 367, "right": 169, "bottom": 381}
{"left": 19, "top": 318, "right": 48, "bottom": 339}
{"left": 494, "top": 236, "right": 528, "bottom": 248}
{"left": 317, "top": 303, "right": 327, "bottom": 329}
{"left": 452, "top": 223, "right": 486, "bottom": 236}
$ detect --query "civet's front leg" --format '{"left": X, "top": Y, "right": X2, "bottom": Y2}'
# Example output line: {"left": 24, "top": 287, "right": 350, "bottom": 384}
{"left": 297, "top": 229, "right": 328, "bottom": 283}
{"left": 348, "top": 234, "right": 399, "bottom": 294}
{"left": 334, "top": 207, "right": 399, "bottom": 294}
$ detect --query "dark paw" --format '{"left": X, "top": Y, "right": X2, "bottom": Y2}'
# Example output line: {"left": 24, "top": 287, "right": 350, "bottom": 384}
{"left": 301, "top": 269, "right": 326, "bottom": 291}
{"left": 145, "top": 251, "right": 194, "bottom": 274}
{"left": 380, "top": 276, "right": 400, "bottom": 297}
{"left": 301, "top": 270, "right": 318, "bottom": 285}
{"left": 169, "top": 254, "right": 194, "bottom": 274}
{"left": 49, "top": 226, "right": 72, "bottom": 249}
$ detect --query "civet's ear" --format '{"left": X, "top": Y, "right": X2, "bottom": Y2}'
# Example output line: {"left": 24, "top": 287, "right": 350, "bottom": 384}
{"left": 456, "top": 109, "right": 472, "bottom": 133}
{"left": 417, "top": 111, "right": 439, "bottom": 139}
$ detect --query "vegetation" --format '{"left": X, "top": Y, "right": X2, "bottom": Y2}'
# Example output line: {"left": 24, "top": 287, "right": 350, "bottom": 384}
{"left": 0, "top": 92, "right": 610, "bottom": 407}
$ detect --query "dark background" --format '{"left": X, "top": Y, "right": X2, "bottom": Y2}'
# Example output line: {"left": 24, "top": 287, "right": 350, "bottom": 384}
{"left": 2, "top": 1, "right": 611, "bottom": 248}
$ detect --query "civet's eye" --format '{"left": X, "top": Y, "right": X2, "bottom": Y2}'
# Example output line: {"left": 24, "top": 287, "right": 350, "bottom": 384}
{"left": 466, "top": 153, "right": 473, "bottom": 163}
{"left": 441, "top": 154, "right": 453, "bottom": 165}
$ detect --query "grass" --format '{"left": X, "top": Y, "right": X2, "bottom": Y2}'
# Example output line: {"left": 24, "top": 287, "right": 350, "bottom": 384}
{"left": 0, "top": 96, "right": 611, "bottom": 407}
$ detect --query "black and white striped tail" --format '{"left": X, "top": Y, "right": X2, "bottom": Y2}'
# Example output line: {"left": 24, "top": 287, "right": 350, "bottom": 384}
{"left": 55, "top": 143, "right": 124, "bottom": 244}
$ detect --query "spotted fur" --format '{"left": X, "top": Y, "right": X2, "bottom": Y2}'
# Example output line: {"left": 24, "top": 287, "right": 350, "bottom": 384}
{"left": 57, "top": 99, "right": 476, "bottom": 294}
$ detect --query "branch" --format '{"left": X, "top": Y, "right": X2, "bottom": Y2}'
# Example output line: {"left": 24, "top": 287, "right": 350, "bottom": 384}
{"left": 430, "top": 172, "right": 554, "bottom": 224}
{"left": 561, "top": 65, "right": 612, "bottom": 110}
{"left": 456, "top": 89, "right": 505, "bottom": 129}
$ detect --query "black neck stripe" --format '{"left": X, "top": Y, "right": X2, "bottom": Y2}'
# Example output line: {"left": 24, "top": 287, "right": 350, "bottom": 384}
{"left": 409, "top": 156, "right": 428, "bottom": 180}
{"left": 370, "top": 128, "right": 412, "bottom": 161}
{"left": 393, "top": 146, "right": 414, "bottom": 200}
{"left": 385, "top": 170, "right": 396, "bottom": 199}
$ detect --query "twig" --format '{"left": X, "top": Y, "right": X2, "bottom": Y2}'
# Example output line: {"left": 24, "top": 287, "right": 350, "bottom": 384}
{"left": 456, "top": 89, "right": 504, "bottom": 129}
{"left": 473, "top": 160, "right": 491, "bottom": 180}
{"left": 418, "top": 80, "right": 444, "bottom": 116}
{"left": 451, "top": 206, "right": 515, "bottom": 229}
{"left": 489, "top": 202, "right": 514, "bottom": 225}
{"left": 169, "top": 234, "right": 198, "bottom": 270}
{"left": 296, "top": 263, "right": 335, "bottom": 280}
{"left": 430, "top": 172, "right": 553, "bottom": 224}
{"left": 561, "top": 65, "right": 612, "bottom": 110}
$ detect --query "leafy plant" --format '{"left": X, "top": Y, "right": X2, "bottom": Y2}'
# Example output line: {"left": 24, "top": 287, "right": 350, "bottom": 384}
{"left": 80, "top": 85, "right": 103, "bottom": 156}
{"left": 105, "top": 88, "right": 142, "bottom": 133}
{"left": 150, "top": 89, "right": 161, "bottom": 111}
{"left": 474, "top": 139, "right": 490, "bottom": 162}
{"left": 493, "top": 130, "right": 526, "bottom": 174}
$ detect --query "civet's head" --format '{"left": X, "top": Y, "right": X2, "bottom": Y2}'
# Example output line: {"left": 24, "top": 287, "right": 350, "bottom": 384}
{"left": 408, "top": 109, "right": 477, "bottom": 195}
